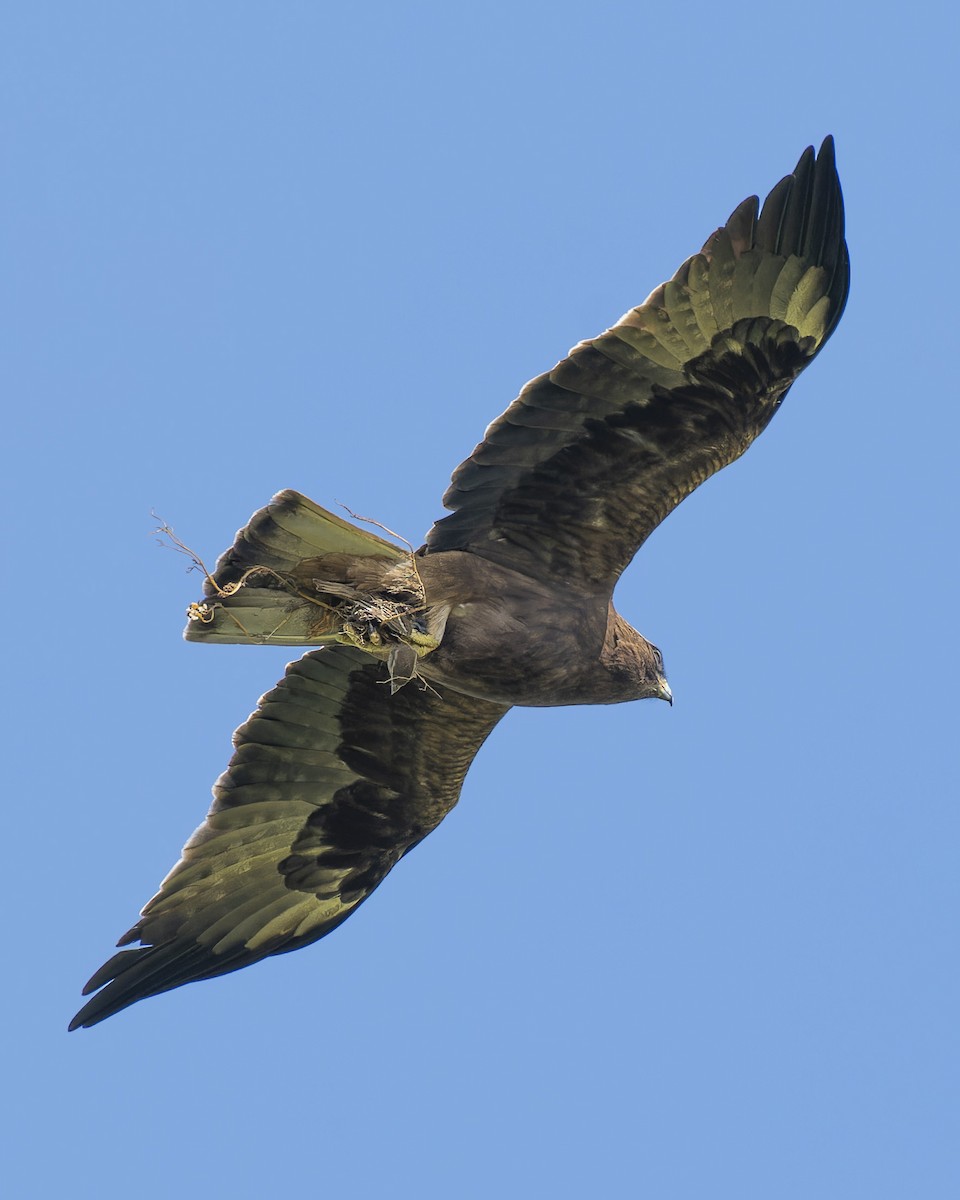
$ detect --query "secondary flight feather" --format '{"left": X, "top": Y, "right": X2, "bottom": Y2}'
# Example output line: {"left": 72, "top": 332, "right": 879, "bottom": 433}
{"left": 72, "top": 137, "right": 849, "bottom": 1029}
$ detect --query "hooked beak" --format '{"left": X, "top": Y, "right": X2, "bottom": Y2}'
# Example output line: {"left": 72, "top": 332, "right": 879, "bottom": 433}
{"left": 657, "top": 678, "right": 673, "bottom": 706}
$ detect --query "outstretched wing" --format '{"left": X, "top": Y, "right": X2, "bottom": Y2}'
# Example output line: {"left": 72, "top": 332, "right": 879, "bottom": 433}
{"left": 425, "top": 137, "right": 849, "bottom": 588}
{"left": 71, "top": 646, "right": 507, "bottom": 1029}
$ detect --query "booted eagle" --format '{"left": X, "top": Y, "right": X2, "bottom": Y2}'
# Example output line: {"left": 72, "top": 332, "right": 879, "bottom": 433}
{"left": 72, "top": 138, "right": 849, "bottom": 1029}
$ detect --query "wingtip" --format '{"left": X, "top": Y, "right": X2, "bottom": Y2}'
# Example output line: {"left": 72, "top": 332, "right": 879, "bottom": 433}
{"left": 68, "top": 989, "right": 109, "bottom": 1030}
{"left": 790, "top": 134, "right": 836, "bottom": 166}
{"left": 793, "top": 142, "right": 816, "bottom": 174}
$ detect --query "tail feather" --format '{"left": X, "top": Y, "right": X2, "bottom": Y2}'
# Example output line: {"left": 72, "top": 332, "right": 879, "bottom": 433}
{"left": 184, "top": 490, "right": 407, "bottom": 646}
{"left": 208, "top": 489, "right": 403, "bottom": 589}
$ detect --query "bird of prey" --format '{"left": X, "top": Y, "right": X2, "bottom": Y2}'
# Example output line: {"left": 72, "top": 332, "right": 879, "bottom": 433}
{"left": 71, "top": 138, "right": 849, "bottom": 1029}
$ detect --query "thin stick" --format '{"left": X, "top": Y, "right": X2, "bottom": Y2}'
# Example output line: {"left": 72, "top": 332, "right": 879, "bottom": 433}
{"left": 337, "top": 504, "right": 416, "bottom": 554}
{"left": 151, "top": 515, "right": 220, "bottom": 592}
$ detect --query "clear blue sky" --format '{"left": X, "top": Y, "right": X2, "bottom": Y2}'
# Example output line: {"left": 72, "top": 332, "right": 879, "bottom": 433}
{"left": 5, "top": 3, "right": 957, "bottom": 1197}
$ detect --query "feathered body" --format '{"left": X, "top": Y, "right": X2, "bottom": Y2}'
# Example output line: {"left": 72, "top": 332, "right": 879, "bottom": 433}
{"left": 72, "top": 138, "right": 848, "bottom": 1029}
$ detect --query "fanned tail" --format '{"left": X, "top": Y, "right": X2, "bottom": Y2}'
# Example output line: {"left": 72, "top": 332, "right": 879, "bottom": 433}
{"left": 184, "top": 490, "right": 407, "bottom": 646}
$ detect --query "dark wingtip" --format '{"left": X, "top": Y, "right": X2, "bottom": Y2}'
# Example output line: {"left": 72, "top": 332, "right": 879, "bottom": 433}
{"left": 813, "top": 134, "right": 849, "bottom": 343}
{"left": 755, "top": 135, "right": 848, "bottom": 346}
{"left": 788, "top": 133, "right": 836, "bottom": 175}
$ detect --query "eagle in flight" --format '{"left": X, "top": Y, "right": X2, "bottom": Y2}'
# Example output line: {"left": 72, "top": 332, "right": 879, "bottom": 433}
{"left": 72, "top": 138, "right": 848, "bottom": 1029}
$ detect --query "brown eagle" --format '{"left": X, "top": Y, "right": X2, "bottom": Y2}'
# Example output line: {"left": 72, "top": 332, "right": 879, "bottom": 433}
{"left": 71, "top": 138, "right": 848, "bottom": 1029}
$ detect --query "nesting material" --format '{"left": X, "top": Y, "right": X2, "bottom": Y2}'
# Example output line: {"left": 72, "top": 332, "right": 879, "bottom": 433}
{"left": 165, "top": 516, "right": 444, "bottom": 688}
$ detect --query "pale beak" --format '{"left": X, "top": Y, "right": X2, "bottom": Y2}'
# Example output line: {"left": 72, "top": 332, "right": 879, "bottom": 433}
{"left": 658, "top": 678, "right": 673, "bottom": 706}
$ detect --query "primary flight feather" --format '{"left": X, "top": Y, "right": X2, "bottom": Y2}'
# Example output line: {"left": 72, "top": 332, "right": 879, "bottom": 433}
{"left": 72, "top": 137, "right": 848, "bottom": 1029}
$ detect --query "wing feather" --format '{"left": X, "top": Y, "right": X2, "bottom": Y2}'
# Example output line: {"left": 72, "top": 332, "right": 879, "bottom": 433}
{"left": 70, "top": 646, "right": 507, "bottom": 1028}
{"left": 425, "top": 138, "right": 848, "bottom": 587}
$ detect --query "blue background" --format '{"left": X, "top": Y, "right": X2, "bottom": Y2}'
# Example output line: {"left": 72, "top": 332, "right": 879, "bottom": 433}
{"left": 5, "top": 3, "right": 957, "bottom": 1196}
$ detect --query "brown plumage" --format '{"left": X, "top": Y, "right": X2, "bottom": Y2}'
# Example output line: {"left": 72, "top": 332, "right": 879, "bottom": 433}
{"left": 71, "top": 137, "right": 849, "bottom": 1029}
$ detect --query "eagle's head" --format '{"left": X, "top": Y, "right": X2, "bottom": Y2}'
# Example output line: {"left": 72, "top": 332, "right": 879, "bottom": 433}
{"left": 602, "top": 610, "right": 673, "bottom": 705}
